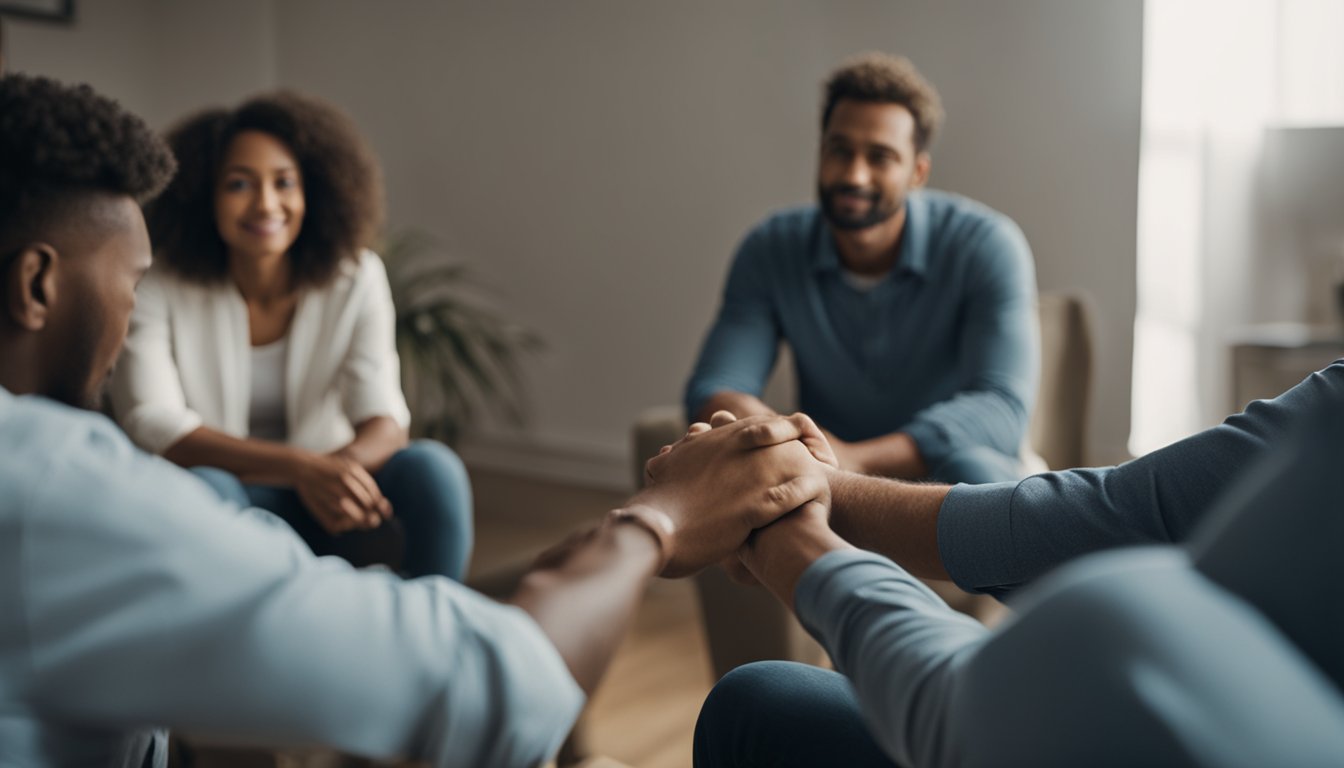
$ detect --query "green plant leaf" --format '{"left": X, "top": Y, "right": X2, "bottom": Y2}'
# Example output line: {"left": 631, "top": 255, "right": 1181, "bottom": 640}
{"left": 379, "top": 227, "right": 543, "bottom": 443}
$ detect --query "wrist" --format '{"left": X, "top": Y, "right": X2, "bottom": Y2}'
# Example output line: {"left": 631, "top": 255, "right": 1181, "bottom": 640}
{"left": 282, "top": 447, "right": 316, "bottom": 483}
{"left": 606, "top": 504, "right": 674, "bottom": 573}
{"left": 741, "top": 509, "right": 850, "bottom": 610}
{"left": 744, "top": 507, "right": 834, "bottom": 558}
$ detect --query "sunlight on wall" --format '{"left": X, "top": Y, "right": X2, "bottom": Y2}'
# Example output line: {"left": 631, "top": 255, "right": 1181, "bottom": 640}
{"left": 1132, "top": 0, "right": 1344, "bottom": 455}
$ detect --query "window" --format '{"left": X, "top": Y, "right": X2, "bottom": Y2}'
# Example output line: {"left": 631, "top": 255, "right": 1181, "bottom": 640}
{"left": 1132, "top": 0, "right": 1344, "bottom": 454}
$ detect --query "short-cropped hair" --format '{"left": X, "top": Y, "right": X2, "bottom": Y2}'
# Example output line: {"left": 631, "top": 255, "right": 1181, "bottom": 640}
{"left": 822, "top": 53, "right": 945, "bottom": 153}
{"left": 0, "top": 73, "right": 175, "bottom": 251}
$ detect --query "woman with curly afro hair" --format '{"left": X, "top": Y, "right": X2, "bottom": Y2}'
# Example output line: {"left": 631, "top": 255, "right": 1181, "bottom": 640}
{"left": 111, "top": 91, "right": 473, "bottom": 580}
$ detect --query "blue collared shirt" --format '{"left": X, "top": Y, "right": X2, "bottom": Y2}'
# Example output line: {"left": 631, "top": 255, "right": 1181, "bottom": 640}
{"left": 795, "top": 361, "right": 1344, "bottom": 766}
{"left": 685, "top": 191, "right": 1039, "bottom": 471}
{"left": 939, "top": 359, "right": 1344, "bottom": 599}
{"left": 0, "top": 387, "right": 583, "bottom": 767}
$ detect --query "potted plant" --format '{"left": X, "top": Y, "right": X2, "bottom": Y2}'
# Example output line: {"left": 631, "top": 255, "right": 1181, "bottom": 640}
{"left": 380, "top": 229, "right": 542, "bottom": 444}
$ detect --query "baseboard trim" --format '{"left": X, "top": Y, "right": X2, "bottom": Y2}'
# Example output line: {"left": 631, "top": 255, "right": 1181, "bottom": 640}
{"left": 457, "top": 431, "right": 632, "bottom": 493}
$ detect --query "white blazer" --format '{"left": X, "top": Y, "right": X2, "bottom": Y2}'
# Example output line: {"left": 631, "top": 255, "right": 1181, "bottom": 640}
{"left": 111, "top": 250, "right": 411, "bottom": 455}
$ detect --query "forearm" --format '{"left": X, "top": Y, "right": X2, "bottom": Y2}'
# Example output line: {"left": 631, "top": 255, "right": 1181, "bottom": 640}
{"left": 162, "top": 426, "right": 307, "bottom": 486}
{"left": 742, "top": 510, "right": 986, "bottom": 768}
{"left": 695, "top": 390, "right": 777, "bottom": 423}
{"left": 841, "top": 431, "right": 928, "bottom": 479}
{"left": 828, "top": 469, "right": 952, "bottom": 580}
{"left": 509, "top": 518, "right": 661, "bottom": 696}
{"left": 793, "top": 550, "right": 986, "bottom": 768}
{"left": 333, "top": 415, "right": 407, "bottom": 472}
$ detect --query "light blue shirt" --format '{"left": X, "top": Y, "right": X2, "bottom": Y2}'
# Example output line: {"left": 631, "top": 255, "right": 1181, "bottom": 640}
{"left": 685, "top": 192, "right": 1039, "bottom": 471}
{"left": 0, "top": 388, "right": 583, "bottom": 767}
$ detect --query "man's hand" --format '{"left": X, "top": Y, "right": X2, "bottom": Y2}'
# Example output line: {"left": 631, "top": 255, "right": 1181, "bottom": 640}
{"left": 293, "top": 452, "right": 392, "bottom": 534}
{"left": 739, "top": 498, "right": 851, "bottom": 609}
{"left": 821, "top": 429, "right": 866, "bottom": 474}
{"left": 694, "top": 390, "right": 778, "bottom": 423}
{"left": 629, "top": 413, "right": 832, "bottom": 578}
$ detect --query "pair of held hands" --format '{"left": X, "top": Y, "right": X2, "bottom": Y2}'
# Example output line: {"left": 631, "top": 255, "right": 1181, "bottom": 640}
{"left": 293, "top": 451, "right": 391, "bottom": 535}
{"left": 620, "top": 410, "right": 838, "bottom": 578}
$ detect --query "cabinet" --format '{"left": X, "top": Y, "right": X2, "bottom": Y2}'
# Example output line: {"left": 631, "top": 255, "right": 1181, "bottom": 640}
{"left": 1229, "top": 324, "right": 1344, "bottom": 411}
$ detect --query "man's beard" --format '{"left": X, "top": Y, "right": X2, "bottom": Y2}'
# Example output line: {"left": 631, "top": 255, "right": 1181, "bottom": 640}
{"left": 817, "top": 183, "right": 902, "bottom": 231}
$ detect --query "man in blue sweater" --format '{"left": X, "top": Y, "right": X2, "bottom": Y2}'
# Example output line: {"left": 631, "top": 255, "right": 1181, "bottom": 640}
{"left": 686, "top": 53, "right": 1038, "bottom": 485}
{"left": 693, "top": 361, "right": 1344, "bottom": 767}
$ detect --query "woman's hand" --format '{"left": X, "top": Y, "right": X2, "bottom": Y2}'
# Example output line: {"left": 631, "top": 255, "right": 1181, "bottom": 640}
{"left": 292, "top": 452, "right": 392, "bottom": 535}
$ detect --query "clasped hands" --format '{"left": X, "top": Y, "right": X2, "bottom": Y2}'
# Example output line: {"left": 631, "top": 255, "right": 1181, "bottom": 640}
{"left": 293, "top": 451, "right": 391, "bottom": 535}
{"left": 618, "top": 410, "right": 837, "bottom": 578}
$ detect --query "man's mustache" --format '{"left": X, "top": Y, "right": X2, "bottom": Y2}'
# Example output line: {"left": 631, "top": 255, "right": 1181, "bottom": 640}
{"left": 822, "top": 184, "right": 879, "bottom": 202}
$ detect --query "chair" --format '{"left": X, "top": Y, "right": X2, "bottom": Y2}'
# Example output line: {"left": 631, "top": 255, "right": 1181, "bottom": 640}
{"left": 631, "top": 290, "right": 1096, "bottom": 680}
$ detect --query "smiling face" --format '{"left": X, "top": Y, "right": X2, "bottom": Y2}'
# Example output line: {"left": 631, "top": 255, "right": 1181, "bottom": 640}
{"left": 213, "top": 129, "right": 305, "bottom": 265}
{"left": 816, "top": 99, "right": 930, "bottom": 232}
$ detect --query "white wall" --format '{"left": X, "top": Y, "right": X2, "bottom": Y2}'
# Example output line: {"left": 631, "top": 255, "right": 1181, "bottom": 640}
{"left": 6, "top": 1, "right": 1143, "bottom": 488}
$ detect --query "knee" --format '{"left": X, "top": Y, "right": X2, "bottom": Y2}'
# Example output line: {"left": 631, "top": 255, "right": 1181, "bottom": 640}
{"left": 189, "top": 466, "right": 249, "bottom": 508}
{"left": 697, "top": 661, "right": 807, "bottom": 739}
{"left": 695, "top": 663, "right": 783, "bottom": 767}
{"left": 385, "top": 440, "right": 469, "bottom": 488}
{"left": 380, "top": 441, "right": 472, "bottom": 530}
{"left": 930, "top": 446, "right": 1021, "bottom": 484}
{"left": 696, "top": 661, "right": 858, "bottom": 768}
{"left": 701, "top": 662, "right": 777, "bottom": 719}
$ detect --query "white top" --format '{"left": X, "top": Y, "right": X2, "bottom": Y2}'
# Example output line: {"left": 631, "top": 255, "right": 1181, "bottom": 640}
{"left": 0, "top": 387, "right": 583, "bottom": 766}
{"left": 111, "top": 250, "right": 411, "bottom": 455}
{"left": 248, "top": 336, "right": 288, "bottom": 442}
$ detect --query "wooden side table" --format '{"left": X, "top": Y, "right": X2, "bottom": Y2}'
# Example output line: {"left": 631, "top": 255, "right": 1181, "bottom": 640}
{"left": 1229, "top": 323, "right": 1344, "bottom": 412}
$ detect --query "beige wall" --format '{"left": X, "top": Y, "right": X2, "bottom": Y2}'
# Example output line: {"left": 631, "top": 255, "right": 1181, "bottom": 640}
{"left": 6, "top": 1, "right": 1142, "bottom": 487}
{"left": 5, "top": 0, "right": 276, "bottom": 129}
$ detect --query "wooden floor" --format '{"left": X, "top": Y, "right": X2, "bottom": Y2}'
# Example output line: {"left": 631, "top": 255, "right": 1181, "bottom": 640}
{"left": 469, "top": 467, "right": 713, "bottom": 768}
{"left": 585, "top": 579, "right": 712, "bottom": 768}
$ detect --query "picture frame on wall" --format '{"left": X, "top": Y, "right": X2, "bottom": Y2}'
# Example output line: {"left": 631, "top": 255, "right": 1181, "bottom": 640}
{"left": 0, "top": 0, "right": 74, "bottom": 23}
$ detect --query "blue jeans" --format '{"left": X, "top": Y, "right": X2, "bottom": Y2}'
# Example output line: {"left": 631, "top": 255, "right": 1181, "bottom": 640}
{"left": 694, "top": 661, "right": 896, "bottom": 768}
{"left": 192, "top": 440, "right": 473, "bottom": 580}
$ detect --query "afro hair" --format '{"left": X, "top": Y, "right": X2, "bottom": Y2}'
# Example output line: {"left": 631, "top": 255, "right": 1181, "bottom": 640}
{"left": 146, "top": 90, "right": 384, "bottom": 289}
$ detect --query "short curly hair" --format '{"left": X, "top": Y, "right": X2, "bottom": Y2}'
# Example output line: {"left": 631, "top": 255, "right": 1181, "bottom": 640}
{"left": 146, "top": 90, "right": 384, "bottom": 288}
{"left": 0, "top": 73, "right": 175, "bottom": 253}
{"left": 822, "top": 53, "right": 945, "bottom": 153}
